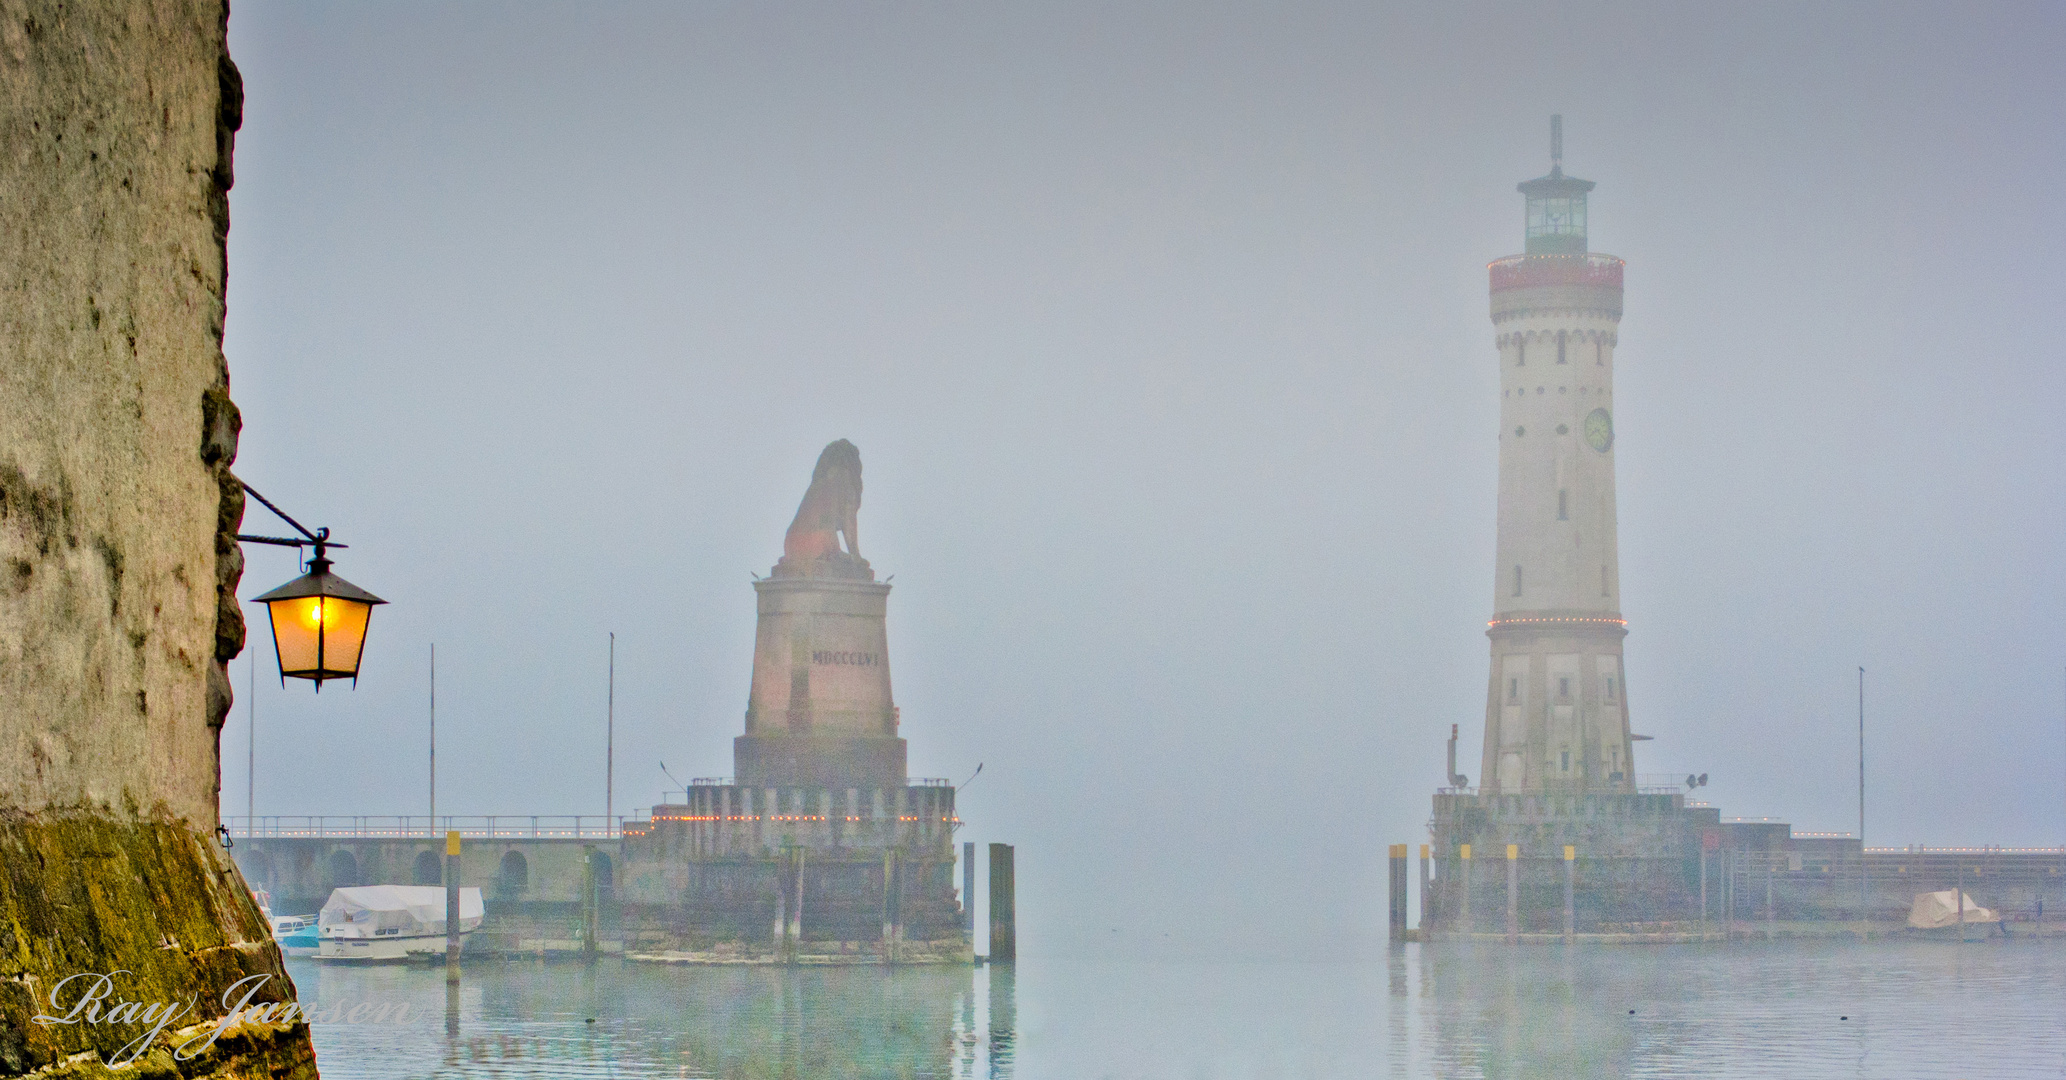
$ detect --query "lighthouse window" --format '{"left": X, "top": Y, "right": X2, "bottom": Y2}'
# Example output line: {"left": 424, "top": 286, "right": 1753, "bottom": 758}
{"left": 1601, "top": 564, "right": 1610, "bottom": 596}
{"left": 1514, "top": 427, "right": 1525, "bottom": 437}
{"left": 1557, "top": 676, "right": 1571, "bottom": 700}
{"left": 1561, "top": 750, "right": 1570, "bottom": 772}
{"left": 1507, "top": 677, "right": 1519, "bottom": 703}
{"left": 1517, "top": 341, "right": 1526, "bottom": 366}
{"left": 1556, "top": 332, "right": 1567, "bottom": 364}
{"left": 1558, "top": 489, "right": 1568, "bottom": 519}
{"left": 1605, "top": 676, "right": 1618, "bottom": 702}
{"left": 1513, "top": 565, "right": 1523, "bottom": 596}
{"left": 1595, "top": 341, "right": 1603, "bottom": 366}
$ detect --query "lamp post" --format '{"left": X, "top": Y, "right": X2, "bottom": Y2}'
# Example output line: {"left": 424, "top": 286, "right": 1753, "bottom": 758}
{"left": 237, "top": 484, "right": 386, "bottom": 690}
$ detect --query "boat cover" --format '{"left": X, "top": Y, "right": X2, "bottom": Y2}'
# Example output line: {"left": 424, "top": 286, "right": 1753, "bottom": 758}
{"left": 319, "top": 885, "right": 483, "bottom": 939}
{"left": 1906, "top": 889, "right": 1997, "bottom": 929}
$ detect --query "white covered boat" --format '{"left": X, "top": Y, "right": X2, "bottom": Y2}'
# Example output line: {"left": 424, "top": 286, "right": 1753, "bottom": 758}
{"left": 1907, "top": 889, "right": 1997, "bottom": 931}
{"left": 317, "top": 885, "right": 483, "bottom": 961}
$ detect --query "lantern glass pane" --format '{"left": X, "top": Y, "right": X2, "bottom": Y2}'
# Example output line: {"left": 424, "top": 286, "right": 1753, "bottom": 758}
{"left": 321, "top": 598, "right": 374, "bottom": 676}
{"left": 267, "top": 594, "right": 375, "bottom": 678}
{"left": 268, "top": 596, "right": 324, "bottom": 675}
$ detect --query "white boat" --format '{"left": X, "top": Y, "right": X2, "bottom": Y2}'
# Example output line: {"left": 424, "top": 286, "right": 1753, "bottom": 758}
{"left": 1907, "top": 889, "right": 2000, "bottom": 936}
{"left": 316, "top": 885, "right": 483, "bottom": 962}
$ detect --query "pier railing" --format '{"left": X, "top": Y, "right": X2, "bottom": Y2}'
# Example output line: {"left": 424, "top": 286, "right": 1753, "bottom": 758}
{"left": 689, "top": 777, "right": 955, "bottom": 787}
{"left": 224, "top": 816, "right": 626, "bottom": 840}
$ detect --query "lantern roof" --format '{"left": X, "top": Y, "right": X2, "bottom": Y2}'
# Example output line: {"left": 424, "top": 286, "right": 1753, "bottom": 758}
{"left": 1516, "top": 165, "right": 1594, "bottom": 199}
{"left": 251, "top": 566, "right": 387, "bottom": 605}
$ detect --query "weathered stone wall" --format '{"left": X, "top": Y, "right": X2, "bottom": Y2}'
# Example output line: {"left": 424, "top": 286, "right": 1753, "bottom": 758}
{"left": 0, "top": 0, "right": 245, "bottom": 823}
{"left": 0, "top": 3, "right": 315, "bottom": 1074}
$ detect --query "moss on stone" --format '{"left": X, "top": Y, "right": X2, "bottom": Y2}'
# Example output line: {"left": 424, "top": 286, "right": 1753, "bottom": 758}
{"left": 0, "top": 813, "right": 316, "bottom": 1078}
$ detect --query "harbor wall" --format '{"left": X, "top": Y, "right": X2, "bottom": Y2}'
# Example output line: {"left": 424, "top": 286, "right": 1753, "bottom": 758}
{"left": 1424, "top": 792, "right": 2065, "bottom": 934}
{"left": 618, "top": 784, "right": 969, "bottom": 961}
{"left": 0, "top": 4, "right": 316, "bottom": 1074}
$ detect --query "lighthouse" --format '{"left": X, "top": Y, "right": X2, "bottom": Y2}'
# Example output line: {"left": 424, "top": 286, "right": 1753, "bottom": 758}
{"left": 1478, "top": 117, "right": 1635, "bottom": 796}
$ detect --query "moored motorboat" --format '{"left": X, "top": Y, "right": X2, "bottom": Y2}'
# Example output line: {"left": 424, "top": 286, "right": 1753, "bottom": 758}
{"left": 316, "top": 885, "right": 483, "bottom": 962}
{"left": 272, "top": 914, "right": 320, "bottom": 957}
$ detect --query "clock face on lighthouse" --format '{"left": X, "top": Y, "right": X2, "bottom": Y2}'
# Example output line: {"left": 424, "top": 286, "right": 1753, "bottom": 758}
{"left": 1584, "top": 408, "right": 1613, "bottom": 452}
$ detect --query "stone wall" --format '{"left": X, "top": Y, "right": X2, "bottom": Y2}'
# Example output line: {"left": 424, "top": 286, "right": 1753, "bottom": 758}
{"left": 0, "top": 3, "right": 314, "bottom": 1074}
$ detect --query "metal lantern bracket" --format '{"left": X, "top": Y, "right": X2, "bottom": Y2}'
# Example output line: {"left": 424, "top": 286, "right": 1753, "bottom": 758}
{"left": 237, "top": 482, "right": 387, "bottom": 690}
{"left": 235, "top": 483, "right": 346, "bottom": 569}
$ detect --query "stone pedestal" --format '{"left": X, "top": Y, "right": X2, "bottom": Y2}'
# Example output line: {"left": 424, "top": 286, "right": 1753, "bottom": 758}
{"left": 740, "top": 553, "right": 903, "bottom": 790}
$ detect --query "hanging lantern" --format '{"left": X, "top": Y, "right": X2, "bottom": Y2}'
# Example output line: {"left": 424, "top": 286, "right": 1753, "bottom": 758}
{"left": 237, "top": 485, "right": 386, "bottom": 691}
{"left": 252, "top": 552, "right": 386, "bottom": 690}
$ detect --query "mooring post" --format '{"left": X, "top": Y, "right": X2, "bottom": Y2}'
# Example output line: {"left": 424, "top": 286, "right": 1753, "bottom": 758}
{"left": 988, "top": 842, "right": 1016, "bottom": 964}
{"left": 1720, "top": 848, "right": 1729, "bottom": 941}
{"left": 1458, "top": 844, "right": 1473, "bottom": 936}
{"left": 444, "top": 831, "right": 461, "bottom": 984}
{"left": 1765, "top": 858, "right": 1775, "bottom": 939}
{"left": 775, "top": 851, "right": 792, "bottom": 962}
{"left": 1505, "top": 844, "right": 1519, "bottom": 944}
{"left": 1419, "top": 844, "right": 1431, "bottom": 935}
{"left": 1699, "top": 849, "right": 1708, "bottom": 941}
{"left": 880, "top": 848, "right": 897, "bottom": 965}
{"left": 790, "top": 847, "right": 807, "bottom": 960}
{"left": 1388, "top": 844, "right": 1408, "bottom": 944}
{"left": 1562, "top": 845, "right": 1575, "bottom": 942}
{"left": 581, "top": 844, "right": 598, "bottom": 959}
{"left": 1956, "top": 861, "right": 1965, "bottom": 944}
{"left": 962, "top": 840, "right": 976, "bottom": 937}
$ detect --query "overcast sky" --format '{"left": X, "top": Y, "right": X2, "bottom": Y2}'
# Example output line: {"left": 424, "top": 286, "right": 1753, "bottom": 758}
{"left": 222, "top": 2, "right": 2066, "bottom": 957}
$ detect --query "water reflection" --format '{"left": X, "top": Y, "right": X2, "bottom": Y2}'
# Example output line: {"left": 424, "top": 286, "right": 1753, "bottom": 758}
{"left": 290, "top": 940, "right": 2066, "bottom": 1078}
{"left": 296, "top": 959, "right": 994, "bottom": 1079}
{"left": 985, "top": 965, "right": 1014, "bottom": 1079}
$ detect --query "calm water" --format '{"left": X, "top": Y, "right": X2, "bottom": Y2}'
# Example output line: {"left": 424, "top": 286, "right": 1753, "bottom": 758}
{"left": 289, "top": 940, "right": 2066, "bottom": 1078}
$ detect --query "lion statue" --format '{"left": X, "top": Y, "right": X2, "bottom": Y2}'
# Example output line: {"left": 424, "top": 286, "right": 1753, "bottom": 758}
{"left": 781, "top": 439, "right": 863, "bottom": 567}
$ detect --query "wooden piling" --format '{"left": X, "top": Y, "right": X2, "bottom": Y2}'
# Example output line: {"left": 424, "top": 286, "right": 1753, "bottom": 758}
{"left": 1766, "top": 859, "right": 1775, "bottom": 939}
{"left": 790, "top": 847, "right": 807, "bottom": 958}
{"left": 988, "top": 842, "right": 1016, "bottom": 964}
{"left": 581, "top": 844, "right": 598, "bottom": 958}
{"left": 1505, "top": 844, "right": 1518, "bottom": 944}
{"left": 1419, "top": 844, "right": 1430, "bottom": 935}
{"left": 1458, "top": 844, "right": 1472, "bottom": 935}
{"left": 962, "top": 840, "right": 976, "bottom": 937}
{"left": 1562, "top": 845, "right": 1575, "bottom": 942}
{"left": 1956, "top": 862, "right": 1965, "bottom": 944}
{"left": 880, "top": 848, "right": 899, "bottom": 965}
{"left": 444, "top": 831, "right": 461, "bottom": 983}
{"left": 1699, "top": 849, "right": 1708, "bottom": 940}
{"left": 1388, "top": 844, "right": 1408, "bottom": 944}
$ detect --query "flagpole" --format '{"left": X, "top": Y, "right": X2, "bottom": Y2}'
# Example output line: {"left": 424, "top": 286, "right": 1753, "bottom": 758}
{"left": 429, "top": 644, "right": 437, "bottom": 832}
{"left": 607, "top": 633, "right": 615, "bottom": 830}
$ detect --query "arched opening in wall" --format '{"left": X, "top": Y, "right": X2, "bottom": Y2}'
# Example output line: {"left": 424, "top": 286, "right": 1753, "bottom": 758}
{"left": 591, "top": 851, "right": 615, "bottom": 900}
{"left": 498, "top": 851, "right": 529, "bottom": 899}
{"left": 327, "top": 850, "right": 360, "bottom": 889}
{"left": 1513, "top": 565, "right": 1523, "bottom": 597}
{"left": 1556, "top": 331, "right": 1567, "bottom": 364}
{"left": 412, "top": 850, "right": 442, "bottom": 886}
{"left": 1517, "top": 340, "right": 1526, "bottom": 366}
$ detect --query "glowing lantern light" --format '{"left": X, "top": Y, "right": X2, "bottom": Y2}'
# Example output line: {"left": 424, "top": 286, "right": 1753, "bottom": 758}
{"left": 238, "top": 485, "right": 386, "bottom": 691}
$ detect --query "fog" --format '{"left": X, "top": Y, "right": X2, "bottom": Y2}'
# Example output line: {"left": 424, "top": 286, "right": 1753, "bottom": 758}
{"left": 221, "top": 2, "right": 2066, "bottom": 958}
